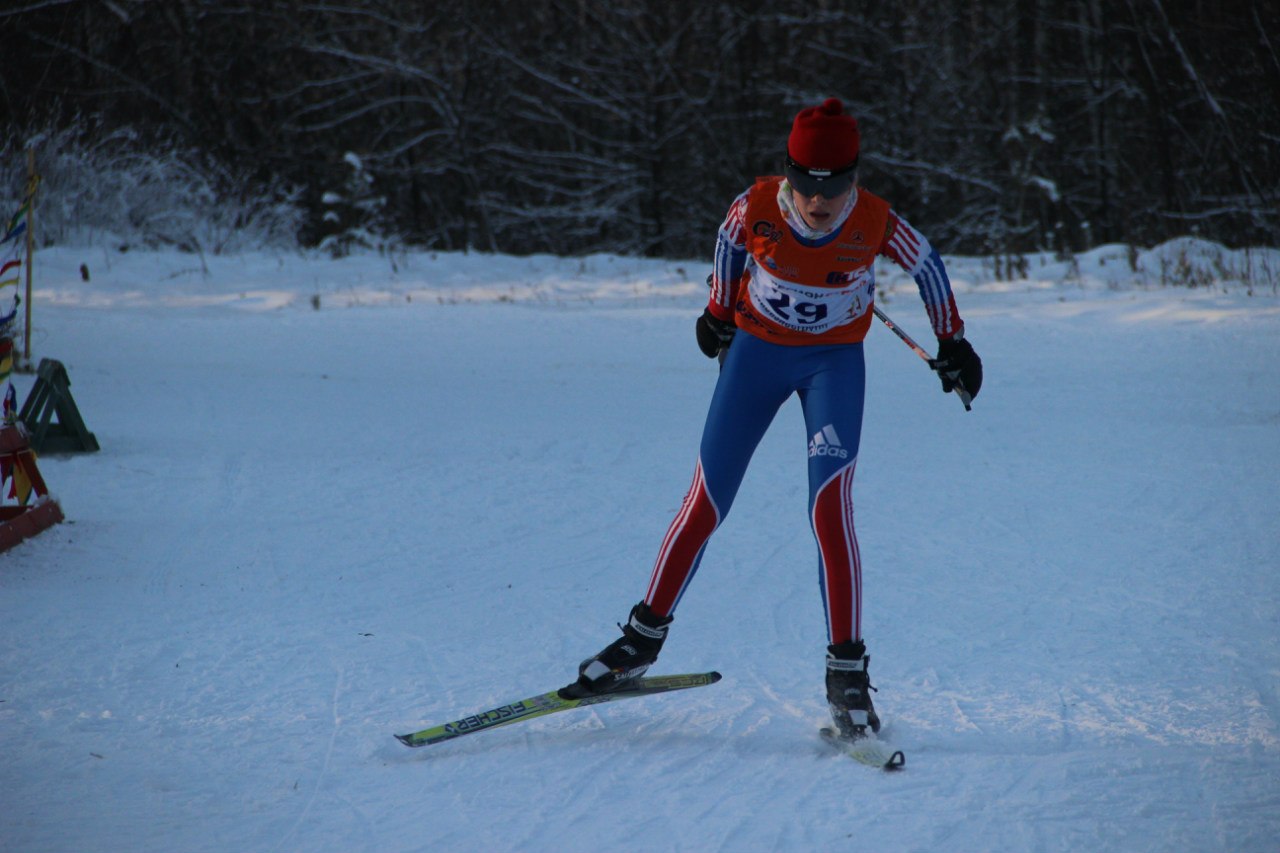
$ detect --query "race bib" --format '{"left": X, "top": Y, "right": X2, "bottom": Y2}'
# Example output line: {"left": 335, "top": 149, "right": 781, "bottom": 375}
{"left": 746, "top": 265, "right": 874, "bottom": 334}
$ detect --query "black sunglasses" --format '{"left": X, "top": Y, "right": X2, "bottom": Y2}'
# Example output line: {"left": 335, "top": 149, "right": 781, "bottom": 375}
{"left": 784, "top": 156, "right": 857, "bottom": 199}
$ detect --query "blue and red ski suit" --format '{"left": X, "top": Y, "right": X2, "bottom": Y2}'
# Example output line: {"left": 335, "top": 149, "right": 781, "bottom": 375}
{"left": 643, "top": 177, "right": 964, "bottom": 644}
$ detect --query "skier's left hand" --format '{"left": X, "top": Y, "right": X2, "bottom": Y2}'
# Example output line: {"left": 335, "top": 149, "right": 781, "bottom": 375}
{"left": 934, "top": 333, "right": 982, "bottom": 400}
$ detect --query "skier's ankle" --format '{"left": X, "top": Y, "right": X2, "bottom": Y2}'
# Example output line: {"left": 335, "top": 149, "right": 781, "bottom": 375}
{"left": 624, "top": 602, "right": 673, "bottom": 647}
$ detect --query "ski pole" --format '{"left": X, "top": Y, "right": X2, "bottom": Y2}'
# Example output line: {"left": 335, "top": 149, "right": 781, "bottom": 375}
{"left": 872, "top": 305, "right": 972, "bottom": 411}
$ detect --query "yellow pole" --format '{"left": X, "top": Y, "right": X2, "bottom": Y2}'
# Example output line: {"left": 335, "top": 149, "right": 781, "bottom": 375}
{"left": 23, "top": 147, "right": 35, "bottom": 365}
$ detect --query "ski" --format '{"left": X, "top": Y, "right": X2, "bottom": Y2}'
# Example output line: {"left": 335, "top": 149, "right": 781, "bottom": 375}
{"left": 395, "top": 672, "right": 722, "bottom": 748}
{"left": 819, "top": 726, "right": 906, "bottom": 771}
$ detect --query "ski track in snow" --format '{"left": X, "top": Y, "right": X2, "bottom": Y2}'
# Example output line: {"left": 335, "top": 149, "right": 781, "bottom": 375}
{"left": 1, "top": 246, "right": 1278, "bottom": 852}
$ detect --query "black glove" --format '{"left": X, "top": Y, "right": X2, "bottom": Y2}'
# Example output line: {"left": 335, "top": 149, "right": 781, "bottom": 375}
{"left": 695, "top": 308, "right": 736, "bottom": 358}
{"left": 934, "top": 334, "right": 982, "bottom": 400}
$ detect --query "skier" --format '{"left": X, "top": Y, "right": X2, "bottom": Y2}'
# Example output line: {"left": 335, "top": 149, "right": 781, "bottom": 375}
{"left": 574, "top": 98, "right": 982, "bottom": 741}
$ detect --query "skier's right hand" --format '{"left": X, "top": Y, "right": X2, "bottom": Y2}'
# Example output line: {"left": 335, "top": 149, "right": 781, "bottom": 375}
{"left": 695, "top": 308, "right": 736, "bottom": 358}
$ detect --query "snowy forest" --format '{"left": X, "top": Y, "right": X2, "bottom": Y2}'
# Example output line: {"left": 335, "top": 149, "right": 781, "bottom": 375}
{"left": 2, "top": 0, "right": 1277, "bottom": 258}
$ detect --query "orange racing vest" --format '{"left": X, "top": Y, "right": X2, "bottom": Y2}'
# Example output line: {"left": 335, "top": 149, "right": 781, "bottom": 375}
{"left": 736, "top": 177, "right": 891, "bottom": 346}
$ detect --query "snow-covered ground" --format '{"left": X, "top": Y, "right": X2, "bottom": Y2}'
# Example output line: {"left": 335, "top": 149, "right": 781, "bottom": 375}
{"left": 2, "top": 241, "right": 1278, "bottom": 852}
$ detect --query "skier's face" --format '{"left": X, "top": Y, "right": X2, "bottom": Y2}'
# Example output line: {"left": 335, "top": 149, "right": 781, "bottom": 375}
{"left": 793, "top": 185, "right": 853, "bottom": 230}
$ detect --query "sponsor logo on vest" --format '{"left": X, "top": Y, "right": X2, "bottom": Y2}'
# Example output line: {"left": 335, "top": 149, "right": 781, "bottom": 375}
{"left": 735, "top": 299, "right": 768, "bottom": 329}
{"left": 762, "top": 257, "right": 801, "bottom": 277}
{"left": 752, "top": 220, "right": 784, "bottom": 244}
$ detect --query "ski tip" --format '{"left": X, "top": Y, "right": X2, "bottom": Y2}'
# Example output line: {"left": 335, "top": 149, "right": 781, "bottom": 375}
{"left": 708, "top": 671, "right": 723, "bottom": 683}
{"left": 394, "top": 733, "right": 420, "bottom": 748}
{"left": 820, "top": 726, "right": 906, "bottom": 771}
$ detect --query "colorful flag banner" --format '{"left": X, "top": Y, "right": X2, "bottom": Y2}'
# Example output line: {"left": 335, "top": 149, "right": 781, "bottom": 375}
{"left": 2, "top": 170, "right": 40, "bottom": 433}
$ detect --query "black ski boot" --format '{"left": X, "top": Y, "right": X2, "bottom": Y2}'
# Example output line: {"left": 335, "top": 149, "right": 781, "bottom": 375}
{"left": 573, "top": 602, "right": 673, "bottom": 695}
{"left": 826, "top": 639, "right": 881, "bottom": 740}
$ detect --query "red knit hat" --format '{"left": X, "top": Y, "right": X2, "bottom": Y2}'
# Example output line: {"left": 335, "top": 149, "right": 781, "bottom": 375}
{"left": 787, "top": 98, "right": 860, "bottom": 170}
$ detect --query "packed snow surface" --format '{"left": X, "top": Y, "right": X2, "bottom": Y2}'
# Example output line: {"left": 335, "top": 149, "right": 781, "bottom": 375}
{"left": 2, "top": 242, "right": 1278, "bottom": 852}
